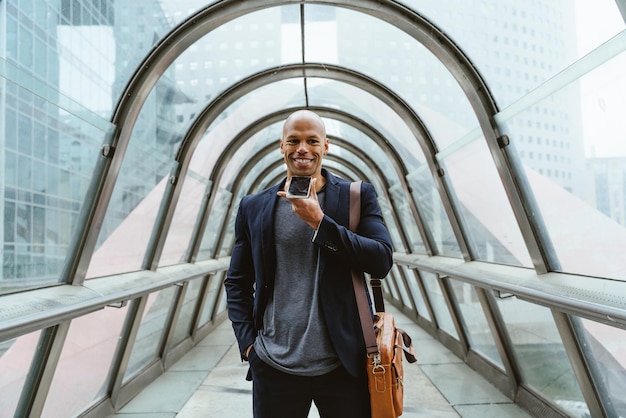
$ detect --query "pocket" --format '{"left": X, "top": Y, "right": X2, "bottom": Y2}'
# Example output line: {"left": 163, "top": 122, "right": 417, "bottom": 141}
{"left": 247, "top": 346, "right": 257, "bottom": 362}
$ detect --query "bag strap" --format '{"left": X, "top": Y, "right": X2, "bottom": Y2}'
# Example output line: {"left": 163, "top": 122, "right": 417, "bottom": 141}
{"left": 349, "top": 181, "right": 379, "bottom": 357}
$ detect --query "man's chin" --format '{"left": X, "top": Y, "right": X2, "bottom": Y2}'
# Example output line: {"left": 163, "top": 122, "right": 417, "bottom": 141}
{"left": 290, "top": 167, "right": 315, "bottom": 176}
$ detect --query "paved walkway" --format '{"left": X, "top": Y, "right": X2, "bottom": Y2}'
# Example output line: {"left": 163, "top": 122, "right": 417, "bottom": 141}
{"left": 112, "top": 305, "right": 532, "bottom": 417}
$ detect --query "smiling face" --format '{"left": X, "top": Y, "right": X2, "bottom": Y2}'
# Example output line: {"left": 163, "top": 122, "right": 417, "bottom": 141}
{"left": 280, "top": 110, "right": 329, "bottom": 179}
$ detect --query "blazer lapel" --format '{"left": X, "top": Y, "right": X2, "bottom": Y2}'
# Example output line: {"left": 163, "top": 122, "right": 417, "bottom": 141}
{"left": 320, "top": 170, "right": 347, "bottom": 227}
{"left": 260, "top": 183, "right": 281, "bottom": 281}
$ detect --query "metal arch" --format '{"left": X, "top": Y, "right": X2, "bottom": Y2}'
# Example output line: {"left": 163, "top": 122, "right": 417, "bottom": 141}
{"left": 211, "top": 140, "right": 390, "bottom": 259}
{"left": 172, "top": 63, "right": 475, "bottom": 259}
{"left": 616, "top": 0, "right": 626, "bottom": 23}
{"left": 190, "top": 107, "right": 420, "bottom": 261}
{"left": 70, "top": 0, "right": 496, "bottom": 282}
{"left": 207, "top": 142, "right": 372, "bottom": 258}
{"left": 71, "top": 0, "right": 552, "bottom": 279}
{"left": 174, "top": 63, "right": 434, "bottom": 165}
{"left": 177, "top": 63, "right": 471, "bottom": 264}
{"left": 189, "top": 105, "right": 432, "bottom": 257}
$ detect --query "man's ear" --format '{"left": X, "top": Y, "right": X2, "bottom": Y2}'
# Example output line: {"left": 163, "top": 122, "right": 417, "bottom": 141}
{"left": 279, "top": 138, "right": 285, "bottom": 154}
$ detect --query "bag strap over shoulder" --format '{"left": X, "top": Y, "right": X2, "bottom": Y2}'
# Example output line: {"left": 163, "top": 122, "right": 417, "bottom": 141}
{"left": 349, "top": 181, "right": 379, "bottom": 357}
{"left": 349, "top": 181, "right": 418, "bottom": 365}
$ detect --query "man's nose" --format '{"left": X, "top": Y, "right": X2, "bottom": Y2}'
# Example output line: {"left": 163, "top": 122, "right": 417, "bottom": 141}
{"left": 296, "top": 142, "right": 308, "bottom": 153}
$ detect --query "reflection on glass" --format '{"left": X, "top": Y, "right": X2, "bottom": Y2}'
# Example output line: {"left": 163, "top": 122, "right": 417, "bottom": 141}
{"left": 198, "top": 187, "right": 233, "bottom": 261}
{"left": 396, "top": 0, "right": 623, "bottom": 108}
{"left": 0, "top": 331, "right": 41, "bottom": 418}
{"left": 124, "top": 288, "right": 176, "bottom": 382}
{"left": 215, "top": 286, "right": 228, "bottom": 318}
{"left": 449, "top": 281, "right": 503, "bottom": 368}
{"left": 88, "top": 79, "right": 179, "bottom": 278}
{"left": 387, "top": 265, "right": 412, "bottom": 309}
{"left": 378, "top": 197, "right": 412, "bottom": 253}
{"left": 304, "top": 5, "right": 476, "bottom": 150}
{"left": 407, "top": 167, "right": 462, "bottom": 257}
{"left": 420, "top": 271, "right": 458, "bottom": 339}
{"left": 502, "top": 51, "right": 626, "bottom": 280}
{"left": 169, "top": 6, "right": 302, "bottom": 155}
{"left": 579, "top": 318, "right": 626, "bottom": 416}
{"left": 440, "top": 137, "right": 532, "bottom": 267}
{"left": 1, "top": 79, "right": 106, "bottom": 294}
{"left": 403, "top": 267, "right": 431, "bottom": 322}
{"left": 41, "top": 307, "right": 127, "bottom": 417}
{"left": 496, "top": 295, "right": 588, "bottom": 417}
{"left": 389, "top": 184, "right": 425, "bottom": 254}
{"left": 307, "top": 79, "right": 426, "bottom": 168}
{"left": 383, "top": 270, "right": 400, "bottom": 303}
{"left": 159, "top": 174, "right": 210, "bottom": 267}
{"left": 170, "top": 278, "right": 204, "bottom": 348}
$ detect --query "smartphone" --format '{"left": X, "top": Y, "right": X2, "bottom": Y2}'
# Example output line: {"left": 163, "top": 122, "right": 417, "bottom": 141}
{"left": 286, "top": 176, "right": 312, "bottom": 198}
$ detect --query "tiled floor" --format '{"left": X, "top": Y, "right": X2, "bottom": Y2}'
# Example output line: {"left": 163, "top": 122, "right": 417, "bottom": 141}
{"left": 111, "top": 306, "right": 532, "bottom": 417}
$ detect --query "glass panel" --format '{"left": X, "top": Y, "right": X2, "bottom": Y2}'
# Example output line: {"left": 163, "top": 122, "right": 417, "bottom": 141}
{"left": 159, "top": 174, "right": 210, "bottom": 266}
{"left": 88, "top": 80, "right": 179, "bottom": 278}
{"left": 324, "top": 121, "right": 400, "bottom": 187}
{"left": 407, "top": 167, "right": 462, "bottom": 257}
{"left": 386, "top": 265, "right": 412, "bottom": 310}
{"left": 378, "top": 196, "right": 413, "bottom": 253}
{"left": 112, "top": 3, "right": 177, "bottom": 113}
{"left": 169, "top": 278, "right": 204, "bottom": 348}
{"left": 168, "top": 6, "right": 303, "bottom": 154}
{"left": 7, "top": 1, "right": 117, "bottom": 118}
{"left": 382, "top": 270, "right": 400, "bottom": 304}
{"left": 162, "top": 1, "right": 222, "bottom": 27}
{"left": 420, "top": 271, "right": 458, "bottom": 339}
{"left": 403, "top": 266, "right": 431, "bottom": 322}
{"left": 41, "top": 306, "right": 127, "bottom": 417}
{"left": 450, "top": 281, "right": 503, "bottom": 369}
{"left": 396, "top": 0, "right": 624, "bottom": 108}
{"left": 198, "top": 272, "right": 225, "bottom": 326}
{"left": 307, "top": 79, "right": 426, "bottom": 168}
{"left": 215, "top": 285, "right": 228, "bottom": 318}
{"left": 496, "top": 295, "right": 588, "bottom": 417}
{"left": 124, "top": 288, "right": 176, "bottom": 382}
{"left": 389, "top": 183, "right": 427, "bottom": 254}
{"left": 0, "top": 331, "right": 41, "bottom": 418}
{"left": 213, "top": 78, "right": 305, "bottom": 137}
{"left": 198, "top": 187, "right": 233, "bottom": 261}
{"left": 304, "top": 5, "right": 478, "bottom": 151}
{"left": 579, "top": 318, "right": 626, "bottom": 415}
{"left": 0, "top": 76, "right": 107, "bottom": 294}
{"left": 439, "top": 137, "right": 533, "bottom": 266}
{"left": 501, "top": 51, "right": 626, "bottom": 280}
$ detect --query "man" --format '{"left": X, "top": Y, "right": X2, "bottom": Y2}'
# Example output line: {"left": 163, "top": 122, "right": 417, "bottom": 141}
{"left": 225, "top": 109, "right": 393, "bottom": 417}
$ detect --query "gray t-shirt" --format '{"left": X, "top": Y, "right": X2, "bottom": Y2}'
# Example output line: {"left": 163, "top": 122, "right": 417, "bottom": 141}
{"left": 254, "top": 190, "right": 341, "bottom": 376}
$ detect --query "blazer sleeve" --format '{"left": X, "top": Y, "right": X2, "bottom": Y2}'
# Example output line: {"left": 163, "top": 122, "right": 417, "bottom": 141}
{"left": 312, "top": 182, "right": 393, "bottom": 278}
{"left": 224, "top": 196, "right": 257, "bottom": 359}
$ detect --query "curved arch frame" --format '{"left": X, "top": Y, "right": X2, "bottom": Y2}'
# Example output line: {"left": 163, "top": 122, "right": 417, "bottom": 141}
{"left": 68, "top": 0, "right": 554, "bottom": 285}
{"left": 193, "top": 108, "right": 416, "bottom": 261}
{"left": 66, "top": 0, "right": 483, "bottom": 282}
{"left": 162, "top": 65, "right": 464, "bottom": 268}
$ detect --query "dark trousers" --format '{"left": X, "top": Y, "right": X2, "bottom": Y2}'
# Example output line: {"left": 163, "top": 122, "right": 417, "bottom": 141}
{"left": 248, "top": 349, "right": 371, "bottom": 418}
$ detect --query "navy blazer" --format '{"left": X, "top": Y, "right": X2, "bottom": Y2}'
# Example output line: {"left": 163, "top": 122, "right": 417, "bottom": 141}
{"left": 224, "top": 169, "right": 393, "bottom": 378}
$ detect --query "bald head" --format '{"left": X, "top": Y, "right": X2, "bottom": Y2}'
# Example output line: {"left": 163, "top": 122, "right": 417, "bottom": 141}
{"left": 282, "top": 110, "right": 326, "bottom": 139}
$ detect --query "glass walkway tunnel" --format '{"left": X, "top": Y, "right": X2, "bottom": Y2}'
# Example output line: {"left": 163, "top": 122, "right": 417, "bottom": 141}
{"left": 1, "top": 0, "right": 626, "bottom": 417}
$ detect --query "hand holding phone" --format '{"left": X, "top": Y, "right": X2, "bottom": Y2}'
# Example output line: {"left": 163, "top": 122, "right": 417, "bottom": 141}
{"left": 286, "top": 176, "right": 312, "bottom": 199}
